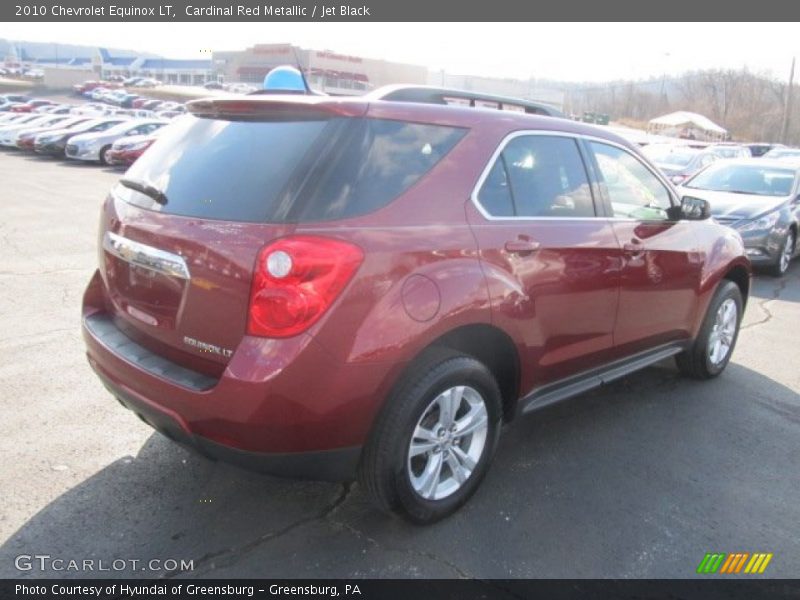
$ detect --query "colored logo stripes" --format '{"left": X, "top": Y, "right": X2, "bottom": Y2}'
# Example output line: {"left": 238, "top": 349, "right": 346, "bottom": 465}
{"left": 697, "top": 552, "right": 773, "bottom": 574}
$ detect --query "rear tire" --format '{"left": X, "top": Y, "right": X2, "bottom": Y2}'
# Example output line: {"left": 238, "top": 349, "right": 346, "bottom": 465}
{"left": 358, "top": 349, "right": 502, "bottom": 524}
{"left": 676, "top": 280, "right": 743, "bottom": 379}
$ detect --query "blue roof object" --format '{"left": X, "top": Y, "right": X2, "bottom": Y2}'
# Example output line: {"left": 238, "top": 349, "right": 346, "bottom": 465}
{"left": 263, "top": 66, "right": 306, "bottom": 92}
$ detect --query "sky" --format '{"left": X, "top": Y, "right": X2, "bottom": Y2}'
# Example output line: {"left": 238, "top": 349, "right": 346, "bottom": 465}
{"left": 2, "top": 22, "right": 797, "bottom": 83}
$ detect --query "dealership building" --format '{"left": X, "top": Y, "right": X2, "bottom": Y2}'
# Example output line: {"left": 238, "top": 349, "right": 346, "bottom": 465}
{"left": 212, "top": 43, "right": 563, "bottom": 108}
{"left": 212, "top": 43, "right": 428, "bottom": 94}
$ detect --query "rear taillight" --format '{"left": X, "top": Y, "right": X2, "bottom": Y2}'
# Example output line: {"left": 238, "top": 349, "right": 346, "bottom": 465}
{"left": 247, "top": 236, "right": 364, "bottom": 338}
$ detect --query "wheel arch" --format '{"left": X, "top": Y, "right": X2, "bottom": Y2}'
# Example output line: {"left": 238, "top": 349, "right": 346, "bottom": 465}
{"left": 722, "top": 262, "right": 751, "bottom": 309}
{"left": 412, "top": 323, "right": 521, "bottom": 422}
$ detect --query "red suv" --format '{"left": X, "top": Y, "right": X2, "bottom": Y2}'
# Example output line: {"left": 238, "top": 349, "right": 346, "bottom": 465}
{"left": 82, "top": 93, "right": 750, "bottom": 523}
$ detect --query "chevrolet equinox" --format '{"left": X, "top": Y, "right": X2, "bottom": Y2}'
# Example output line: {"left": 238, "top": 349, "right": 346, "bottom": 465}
{"left": 82, "top": 92, "right": 750, "bottom": 523}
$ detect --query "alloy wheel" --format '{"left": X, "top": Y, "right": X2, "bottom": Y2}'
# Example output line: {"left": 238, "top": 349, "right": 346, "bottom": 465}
{"left": 708, "top": 298, "right": 738, "bottom": 366}
{"left": 779, "top": 232, "right": 795, "bottom": 274}
{"left": 407, "top": 385, "right": 489, "bottom": 501}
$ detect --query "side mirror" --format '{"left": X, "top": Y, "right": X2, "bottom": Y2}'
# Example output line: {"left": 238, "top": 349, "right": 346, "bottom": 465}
{"left": 678, "top": 196, "right": 712, "bottom": 220}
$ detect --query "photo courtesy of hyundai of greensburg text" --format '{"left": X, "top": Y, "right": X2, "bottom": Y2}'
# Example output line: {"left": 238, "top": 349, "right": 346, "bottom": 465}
{"left": 0, "top": 5, "right": 799, "bottom": 599}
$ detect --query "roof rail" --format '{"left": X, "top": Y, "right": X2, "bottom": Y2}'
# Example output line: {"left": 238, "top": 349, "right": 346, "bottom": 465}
{"left": 367, "top": 85, "right": 564, "bottom": 118}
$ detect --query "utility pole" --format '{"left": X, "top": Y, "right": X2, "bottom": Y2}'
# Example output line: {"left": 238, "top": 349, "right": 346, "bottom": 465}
{"left": 781, "top": 56, "right": 795, "bottom": 143}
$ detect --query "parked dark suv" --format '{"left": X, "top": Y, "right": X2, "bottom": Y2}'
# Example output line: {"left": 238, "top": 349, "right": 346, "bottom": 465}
{"left": 82, "top": 92, "right": 751, "bottom": 523}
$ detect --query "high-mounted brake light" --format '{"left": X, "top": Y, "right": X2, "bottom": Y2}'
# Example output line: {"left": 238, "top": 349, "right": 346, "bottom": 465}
{"left": 247, "top": 236, "right": 364, "bottom": 338}
{"left": 186, "top": 97, "right": 367, "bottom": 119}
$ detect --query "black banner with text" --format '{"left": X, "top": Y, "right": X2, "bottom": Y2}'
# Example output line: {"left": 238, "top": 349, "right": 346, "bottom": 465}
{"left": 3, "top": 0, "right": 800, "bottom": 22}
{"left": 5, "top": 579, "right": 800, "bottom": 600}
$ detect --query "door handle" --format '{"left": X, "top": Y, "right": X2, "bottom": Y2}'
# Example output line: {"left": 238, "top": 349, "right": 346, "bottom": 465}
{"left": 504, "top": 240, "right": 541, "bottom": 255}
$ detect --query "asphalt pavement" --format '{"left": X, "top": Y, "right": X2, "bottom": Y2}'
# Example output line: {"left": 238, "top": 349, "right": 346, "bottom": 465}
{"left": 0, "top": 150, "right": 798, "bottom": 579}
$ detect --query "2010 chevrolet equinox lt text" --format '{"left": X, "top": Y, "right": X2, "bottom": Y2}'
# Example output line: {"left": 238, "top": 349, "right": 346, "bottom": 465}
{"left": 82, "top": 90, "right": 750, "bottom": 523}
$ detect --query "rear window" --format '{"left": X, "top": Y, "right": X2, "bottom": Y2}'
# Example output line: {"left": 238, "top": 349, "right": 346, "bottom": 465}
{"left": 117, "top": 115, "right": 465, "bottom": 223}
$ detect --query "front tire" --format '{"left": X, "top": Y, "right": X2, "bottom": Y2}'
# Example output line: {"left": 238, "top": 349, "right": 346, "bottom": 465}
{"left": 768, "top": 230, "right": 795, "bottom": 277}
{"left": 676, "top": 280, "right": 743, "bottom": 379}
{"left": 99, "top": 145, "right": 112, "bottom": 165}
{"left": 358, "top": 350, "right": 502, "bottom": 524}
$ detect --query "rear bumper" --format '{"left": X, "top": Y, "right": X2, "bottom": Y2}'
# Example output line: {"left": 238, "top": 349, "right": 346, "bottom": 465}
{"left": 81, "top": 271, "right": 396, "bottom": 481}
{"left": 93, "top": 367, "right": 361, "bottom": 481}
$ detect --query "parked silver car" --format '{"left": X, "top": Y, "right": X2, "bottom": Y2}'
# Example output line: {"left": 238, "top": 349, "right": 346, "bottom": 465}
{"left": 680, "top": 159, "right": 800, "bottom": 276}
{"left": 33, "top": 117, "right": 129, "bottom": 157}
{"left": 65, "top": 119, "right": 168, "bottom": 164}
{"left": 708, "top": 144, "right": 752, "bottom": 159}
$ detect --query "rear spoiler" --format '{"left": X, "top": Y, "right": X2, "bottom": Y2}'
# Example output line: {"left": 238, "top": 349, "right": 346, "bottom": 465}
{"left": 186, "top": 96, "right": 368, "bottom": 120}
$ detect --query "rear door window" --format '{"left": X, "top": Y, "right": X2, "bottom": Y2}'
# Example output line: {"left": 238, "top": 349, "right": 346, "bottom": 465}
{"left": 477, "top": 135, "right": 596, "bottom": 218}
{"left": 291, "top": 119, "right": 465, "bottom": 221}
{"left": 476, "top": 159, "right": 515, "bottom": 217}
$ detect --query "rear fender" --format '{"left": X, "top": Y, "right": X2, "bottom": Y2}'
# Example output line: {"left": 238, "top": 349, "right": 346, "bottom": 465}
{"left": 344, "top": 257, "right": 492, "bottom": 365}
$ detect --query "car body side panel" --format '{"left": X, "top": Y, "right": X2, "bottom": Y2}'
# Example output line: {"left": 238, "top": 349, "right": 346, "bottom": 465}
{"left": 692, "top": 223, "right": 751, "bottom": 335}
{"left": 465, "top": 203, "right": 623, "bottom": 397}
{"left": 609, "top": 220, "right": 703, "bottom": 355}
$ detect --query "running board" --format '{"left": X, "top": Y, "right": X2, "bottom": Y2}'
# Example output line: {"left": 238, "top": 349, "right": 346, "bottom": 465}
{"left": 519, "top": 343, "right": 685, "bottom": 415}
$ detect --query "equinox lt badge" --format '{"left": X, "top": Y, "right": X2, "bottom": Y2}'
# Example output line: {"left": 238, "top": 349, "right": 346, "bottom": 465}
{"left": 183, "top": 336, "right": 233, "bottom": 358}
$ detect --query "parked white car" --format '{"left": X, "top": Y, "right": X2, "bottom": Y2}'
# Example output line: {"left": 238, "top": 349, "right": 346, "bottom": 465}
{"left": 0, "top": 115, "right": 71, "bottom": 147}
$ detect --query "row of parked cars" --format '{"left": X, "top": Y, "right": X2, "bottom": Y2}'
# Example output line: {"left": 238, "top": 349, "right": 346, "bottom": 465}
{"left": 0, "top": 93, "right": 169, "bottom": 165}
{"left": 74, "top": 76, "right": 162, "bottom": 91}
{"left": 642, "top": 142, "right": 797, "bottom": 185}
{"left": 73, "top": 81, "right": 187, "bottom": 119}
{"left": 3, "top": 83, "right": 799, "bottom": 279}
{"left": 638, "top": 141, "right": 800, "bottom": 277}
{"left": 0, "top": 66, "right": 44, "bottom": 79}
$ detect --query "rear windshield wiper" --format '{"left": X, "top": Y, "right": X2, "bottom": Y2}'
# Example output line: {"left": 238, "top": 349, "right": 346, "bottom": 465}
{"left": 120, "top": 177, "right": 168, "bottom": 205}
